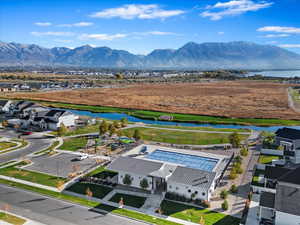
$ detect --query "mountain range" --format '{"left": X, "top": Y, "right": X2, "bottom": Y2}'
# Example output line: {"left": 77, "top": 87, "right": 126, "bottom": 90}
{"left": 1, "top": 41, "right": 300, "bottom": 69}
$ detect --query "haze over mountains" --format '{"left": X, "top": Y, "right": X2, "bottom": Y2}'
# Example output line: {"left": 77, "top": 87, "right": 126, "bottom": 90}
{"left": 1, "top": 41, "right": 300, "bottom": 70}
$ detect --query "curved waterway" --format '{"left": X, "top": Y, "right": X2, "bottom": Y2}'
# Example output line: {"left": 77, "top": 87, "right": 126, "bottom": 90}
{"left": 64, "top": 109, "right": 300, "bottom": 132}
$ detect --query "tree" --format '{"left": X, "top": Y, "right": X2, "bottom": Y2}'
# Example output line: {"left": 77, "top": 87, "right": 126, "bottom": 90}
{"left": 240, "top": 146, "right": 248, "bottom": 157}
{"left": 140, "top": 178, "right": 149, "bottom": 189}
{"left": 199, "top": 216, "right": 205, "bottom": 225}
{"left": 229, "top": 132, "right": 241, "bottom": 148}
{"left": 99, "top": 120, "right": 109, "bottom": 136}
{"left": 56, "top": 180, "right": 65, "bottom": 192}
{"left": 86, "top": 187, "right": 93, "bottom": 199}
{"left": 109, "top": 125, "right": 117, "bottom": 136}
{"left": 120, "top": 117, "right": 128, "bottom": 127}
{"left": 229, "top": 168, "right": 238, "bottom": 180}
{"left": 235, "top": 155, "right": 242, "bottom": 164}
{"left": 230, "top": 184, "right": 238, "bottom": 193}
{"left": 115, "top": 73, "right": 124, "bottom": 79}
{"left": 123, "top": 174, "right": 132, "bottom": 185}
{"left": 220, "top": 190, "right": 228, "bottom": 199}
{"left": 113, "top": 120, "right": 121, "bottom": 129}
{"left": 133, "top": 129, "right": 142, "bottom": 141}
{"left": 221, "top": 200, "right": 228, "bottom": 210}
{"left": 57, "top": 123, "right": 68, "bottom": 137}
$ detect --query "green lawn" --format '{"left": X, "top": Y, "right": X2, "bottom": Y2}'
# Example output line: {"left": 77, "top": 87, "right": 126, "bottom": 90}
{"left": 122, "top": 127, "right": 248, "bottom": 145}
{"left": 146, "top": 124, "right": 250, "bottom": 133}
{"left": 0, "top": 162, "right": 67, "bottom": 187}
{"left": 258, "top": 154, "right": 280, "bottom": 164}
{"left": 60, "top": 137, "right": 88, "bottom": 151}
{"left": 0, "top": 141, "right": 17, "bottom": 151}
{"left": 160, "top": 200, "right": 240, "bottom": 225}
{"left": 0, "top": 178, "right": 180, "bottom": 225}
{"left": 109, "top": 193, "right": 147, "bottom": 208}
{"left": 251, "top": 169, "right": 265, "bottom": 187}
{"left": 0, "top": 212, "right": 26, "bottom": 225}
{"left": 66, "top": 182, "right": 113, "bottom": 199}
{"left": 52, "top": 123, "right": 100, "bottom": 137}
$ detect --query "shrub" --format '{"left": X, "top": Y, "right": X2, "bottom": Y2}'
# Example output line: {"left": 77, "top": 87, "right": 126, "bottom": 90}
{"left": 236, "top": 166, "right": 243, "bottom": 174}
{"left": 235, "top": 155, "right": 242, "bottom": 164}
{"left": 122, "top": 174, "right": 132, "bottom": 185}
{"left": 140, "top": 178, "right": 149, "bottom": 189}
{"left": 241, "top": 147, "right": 248, "bottom": 157}
{"left": 222, "top": 200, "right": 229, "bottom": 210}
{"left": 220, "top": 190, "right": 228, "bottom": 199}
{"left": 229, "top": 169, "right": 238, "bottom": 180}
{"left": 229, "top": 132, "right": 241, "bottom": 148}
{"left": 230, "top": 184, "right": 238, "bottom": 193}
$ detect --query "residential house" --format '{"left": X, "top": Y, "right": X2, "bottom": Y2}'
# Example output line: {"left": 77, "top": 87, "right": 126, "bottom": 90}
{"left": 275, "top": 128, "right": 300, "bottom": 164}
{"left": 41, "top": 109, "right": 79, "bottom": 130}
{"left": 259, "top": 166, "right": 300, "bottom": 225}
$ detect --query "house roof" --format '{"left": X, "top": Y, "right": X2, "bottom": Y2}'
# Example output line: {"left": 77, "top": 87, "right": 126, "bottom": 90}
{"left": 275, "top": 183, "right": 300, "bottom": 216}
{"left": 106, "top": 156, "right": 163, "bottom": 176}
{"left": 278, "top": 166, "right": 300, "bottom": 185}
{"left": 45, "top": 109, "right": 66, "bottom": 117}
{"left": 260, "top": 192, "right": 275, "bottom": 209}
{"left": 167, "top": 166, "right": 216, "bottom": 190}
{"left": 0, "top": 100, "right": 8, "bottom": 106}
{"left": 149, "top": 164, "right": 177, "bottom": 178}
{"left": 265, "top": 166, "right": 292, "bottom": 180}
{"left": 275, "top": 127, "right": 300, "bottom": 140}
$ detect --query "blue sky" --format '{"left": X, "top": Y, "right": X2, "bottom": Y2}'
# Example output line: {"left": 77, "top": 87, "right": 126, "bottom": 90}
{"left": 1, "top": 0, "right": 300, "bottom": 54}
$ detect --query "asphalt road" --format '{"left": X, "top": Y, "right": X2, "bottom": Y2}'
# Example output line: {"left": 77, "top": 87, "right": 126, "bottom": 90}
{"left": 0, "top": 129, "right": 52, "bottom": 164}
{"left": 0, "top": 184, "right": 146, "bottom": 225}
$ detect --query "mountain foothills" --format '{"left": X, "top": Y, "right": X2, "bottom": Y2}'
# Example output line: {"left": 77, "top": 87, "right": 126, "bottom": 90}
{"left": 1, "top": 41, "right": 300, "bottom": 69}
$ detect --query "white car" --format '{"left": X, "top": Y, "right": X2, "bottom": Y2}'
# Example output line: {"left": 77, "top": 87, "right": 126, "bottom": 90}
{"left": 76, "top": 155, "right": 88, "bottom": 161}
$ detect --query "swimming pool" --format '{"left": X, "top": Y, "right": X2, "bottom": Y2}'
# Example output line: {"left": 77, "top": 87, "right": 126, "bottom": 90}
{"left": 146, "top": 150, "right": 218, "bottom": 172}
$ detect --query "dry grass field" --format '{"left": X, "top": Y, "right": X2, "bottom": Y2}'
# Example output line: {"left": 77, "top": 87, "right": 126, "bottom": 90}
{"left": 5, "top": 81, "right": 300, "bottom": 120}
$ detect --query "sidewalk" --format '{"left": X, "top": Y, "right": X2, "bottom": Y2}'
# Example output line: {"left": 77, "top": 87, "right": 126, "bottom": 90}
{"left": 245, "top": 194, "right": 260, "bottom": 225}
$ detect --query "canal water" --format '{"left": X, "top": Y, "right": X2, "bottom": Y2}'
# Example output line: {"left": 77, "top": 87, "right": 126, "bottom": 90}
{"left": 65, "top": 109, "right": 300, "bottom": 132}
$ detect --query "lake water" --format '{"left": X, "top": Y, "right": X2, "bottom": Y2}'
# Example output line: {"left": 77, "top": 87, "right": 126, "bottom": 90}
{"left": 247, "top": 70, "right": 300, "bottom": 77}
{"left": 66, "top": 109, "right": 300, "bottom": 132}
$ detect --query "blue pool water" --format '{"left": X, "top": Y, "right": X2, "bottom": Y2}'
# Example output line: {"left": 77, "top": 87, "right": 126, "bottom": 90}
{"left": 146, "top": 150, "right": 218, "bottom": 172}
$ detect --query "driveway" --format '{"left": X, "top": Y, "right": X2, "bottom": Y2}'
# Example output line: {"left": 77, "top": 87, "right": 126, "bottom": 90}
{"left": 0, "top": 129, "right": 53, "bottom": 164}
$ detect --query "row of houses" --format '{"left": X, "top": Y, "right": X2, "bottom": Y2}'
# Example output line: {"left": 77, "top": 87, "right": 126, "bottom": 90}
{"left": 257, "top": 128, "right": 300, "bottom": 225}
{"left": 0, "top": 100, "right": 78, "bottom": 130}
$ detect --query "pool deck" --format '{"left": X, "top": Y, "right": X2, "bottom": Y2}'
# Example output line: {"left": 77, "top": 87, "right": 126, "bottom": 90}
{"left": 123, "top": 144, "right": 232, "bottom": 173}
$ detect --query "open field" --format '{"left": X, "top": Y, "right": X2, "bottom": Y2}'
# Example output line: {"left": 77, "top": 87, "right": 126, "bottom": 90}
{"left": 60, "top": 137, "right": 88, "bottom": 151}
{"left": 122, "top": 127, "right": 247, "bottom": 145}
{"left": 4, "top": 81, "right": 300, "bottom": 122}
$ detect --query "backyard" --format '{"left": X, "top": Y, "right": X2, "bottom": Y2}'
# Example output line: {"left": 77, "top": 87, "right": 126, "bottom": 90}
{"left": 122, "top": 127, "right": 248, "bottom": 145}
{"left": 60, "top": 137, "right": 88, "bottom": 151}
{"left": 160, "top": 200, "right": 240, "bottom": 225}
{"left": 0, "top": 162, "right": 67, "bottom": 187}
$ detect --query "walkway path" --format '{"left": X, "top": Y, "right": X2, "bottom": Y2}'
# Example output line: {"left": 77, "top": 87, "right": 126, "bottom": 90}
{"left": 245, "top": 194, "right": 260, "bottom": 225}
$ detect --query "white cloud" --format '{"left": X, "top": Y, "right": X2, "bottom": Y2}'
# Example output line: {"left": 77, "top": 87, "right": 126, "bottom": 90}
{"left": 201, "top": 0, "right": 273, "bottom": 20}
{"left": 34, "top": 22, "right": 52, "bottom": 27}
{"left": 90, "top": 4, "right": 185, "bottom": 19}
{"left": 278, "top": 44, "right": 300, "bottom": 48}
{"left": 261, "top": 34, "right": 290, "bottom": 38}
{"left": 31, "top": 31, "right": 75, "bottom": 36}
{"left": 57, "top": 22, "right": 94, "bottom": 27}
{"left": 134, "top": 31, "right": 178, "bottom": 36}
{"left": 218, "top": 31, "right": 225, "bottom": 35}
{"left": 257, "top": 26, "right": 300, "bottom": 34}
{"left": 79, "top": 33, "right": 127, "bottom": 41}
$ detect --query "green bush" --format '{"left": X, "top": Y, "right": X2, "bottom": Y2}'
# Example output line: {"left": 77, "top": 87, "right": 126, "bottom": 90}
{"left": 220, "top": 190, "right": 228, "bottom": 199}
{"left": 222, "top": 200, "right": 229, "bottom": 210}
{"left": 230, "top": 184, "right": 238, "bottom": 193}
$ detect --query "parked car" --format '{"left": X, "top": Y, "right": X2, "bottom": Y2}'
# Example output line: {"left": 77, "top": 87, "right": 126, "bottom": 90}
{"left": 75, "top": 155, "right": 88, "bottom": 161}
{"left": 21, "top": 131, "right": 32, "bottom": 135}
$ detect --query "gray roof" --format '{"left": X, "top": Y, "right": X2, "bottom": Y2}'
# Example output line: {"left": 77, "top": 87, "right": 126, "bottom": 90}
{"left": 167, "top": 166, "right": 216, "bottom": 190}
{"left": 275, "top": 183, "right": 300, "bottom": 216}
{"left": 106, "top": 157, "right": 163, "bottom": 176}
{"left": 149, "top": 164, "right": 177, "bottom": 178}
{"left": 260, "top": 192, "right": 275, "bottom": 209}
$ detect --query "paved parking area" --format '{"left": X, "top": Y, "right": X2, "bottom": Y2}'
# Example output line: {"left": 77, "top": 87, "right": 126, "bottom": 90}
{"left": 25, "top": 153, "right": 97, "bottom": 178}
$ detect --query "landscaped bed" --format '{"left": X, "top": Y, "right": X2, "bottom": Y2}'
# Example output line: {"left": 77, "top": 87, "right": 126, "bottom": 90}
{"left": 0, "top": 141, "right": 17, "bottom": 151}
{"left": 66, "top": 182, "right": 113, "bottom": 199}
{"left": 0, "top": 212, "right": 26, "bottom": 225}
{"left": 122, "top": 127, "right": 248, "bottom": 145}
{"left": 109, "top": 193, "right": 147, "bottom": 208}
{"left": 0, "top": 161, "right": 67, "bottom": 187}
{"left": 251, "top": 169, "right": 265, "bottom": 187}
{"left": 258, "top": 154, "right": 281, "bottom": 164}
{"left": 60, "top": 137, "right": 88, "bottom": 151}
{"left": 160, "top": 200, "right": 240, "bottom": 225}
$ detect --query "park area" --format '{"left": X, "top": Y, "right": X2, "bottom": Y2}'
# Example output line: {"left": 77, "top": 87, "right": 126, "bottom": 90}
{"left": 122, "top": 127, "right": 248, "bottom": 145}
{"left": 5, "top": 81, "right": 300, "bottom": 120}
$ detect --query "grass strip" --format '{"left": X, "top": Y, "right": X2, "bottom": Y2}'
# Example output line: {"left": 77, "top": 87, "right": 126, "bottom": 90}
{"left": 0, "top": 212, "right": 26, "bottom": 225}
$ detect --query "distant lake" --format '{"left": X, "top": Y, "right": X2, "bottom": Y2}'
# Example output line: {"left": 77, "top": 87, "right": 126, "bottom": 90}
{"left": 247, "top": 70, "right": 300, "bottom": 78}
